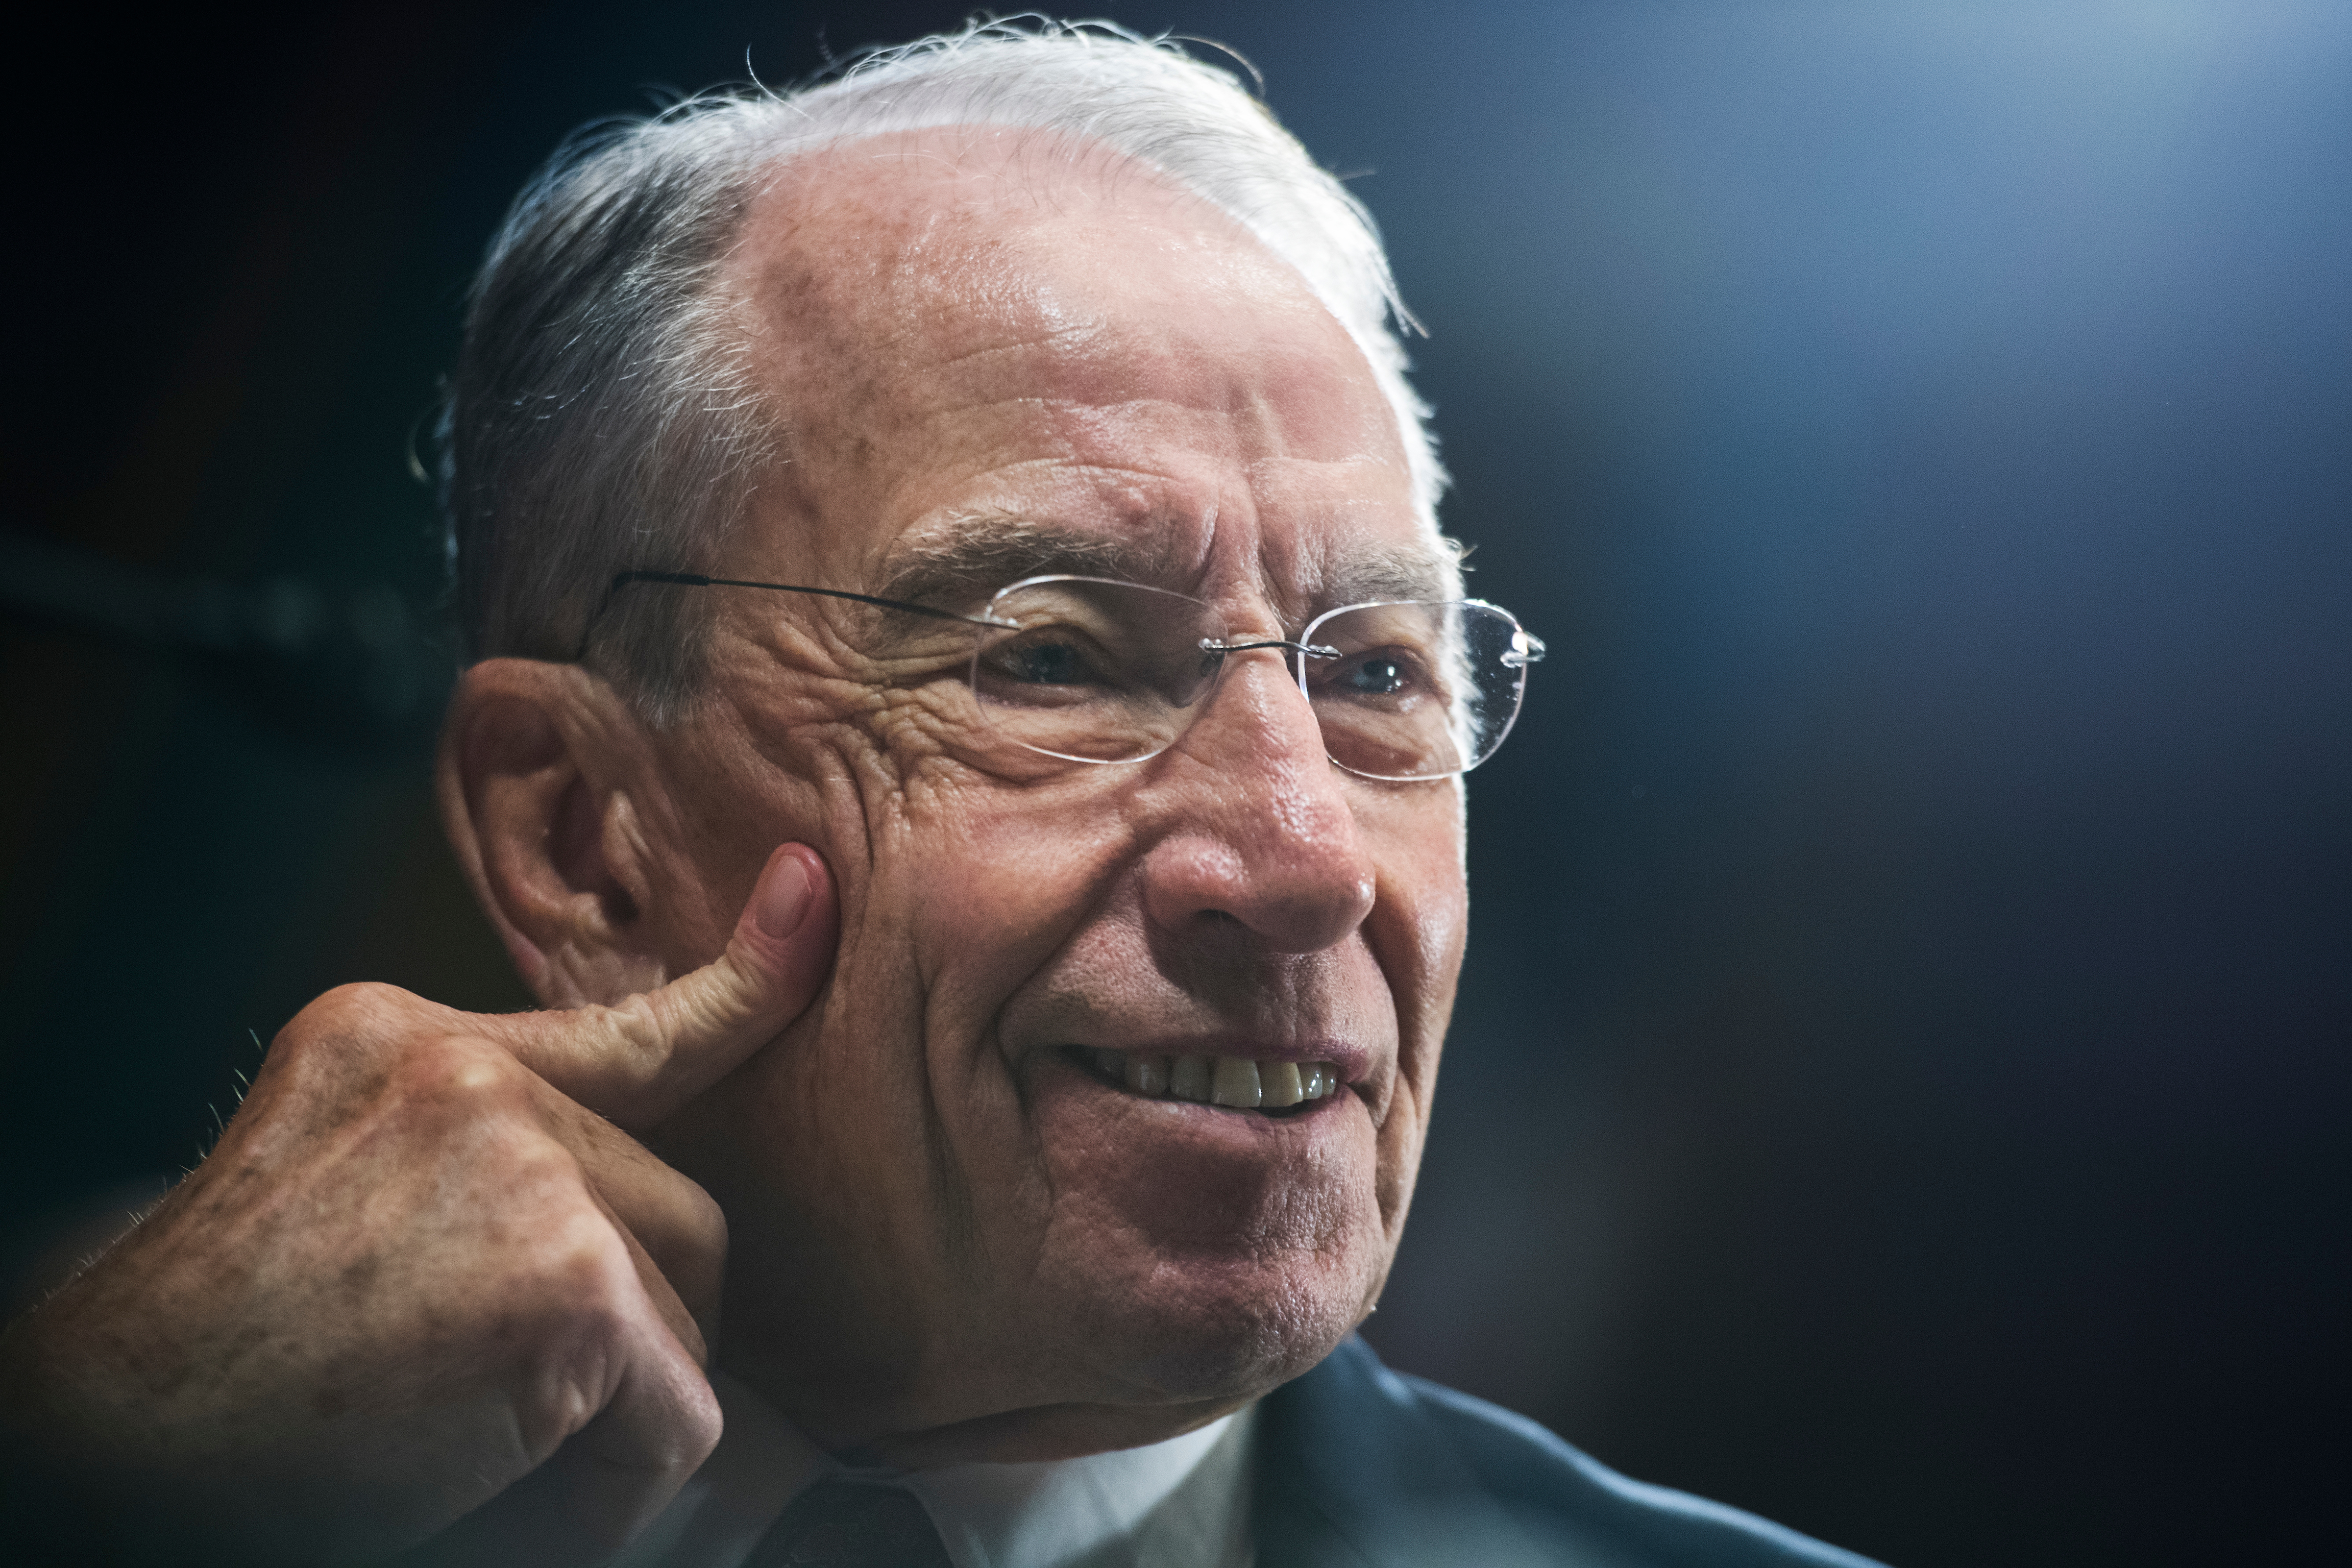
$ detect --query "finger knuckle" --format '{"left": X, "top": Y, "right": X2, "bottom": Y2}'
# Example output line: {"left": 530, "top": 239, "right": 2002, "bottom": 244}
{"left": 699, "top": 955, "right": 768, "bottom": 1029}
{"left": 474, "top": 1146, "right": 623, "bottom": 1297}
{"left": 268, "top": 981, "right": 401, "bottom": 1068}
{"left": 666, "top": 1379, "right": 726, "bottom": 1472}
{"left": 493, "top": 1128, "right": 586, "bottom": 1199}
{"left": 390, "top": 1034, "right": 529, "bottom": 1125}
{"left": 584, "top": 995, "right": 670, "bottom": 1091}
{"left": 273, "top": 982, "right": 469, "bottom": 1093}
{"left": 677, "top": 1179, "right": 728, "bottom": 1260}
{"left": 647, "top": 1177, "right": 730, "bottom": 1307}
{"left": 507, "top": 1291, "right": 629, "bottom": 1456}
{"left": 528, "top": 1199, "right": 628, "bottom": 1281}
{"left": 288, "top": 980, "right": 419, "bottom": 1040}
{"left": 523, "top": 1215, "right": 639, "bottom": 1335}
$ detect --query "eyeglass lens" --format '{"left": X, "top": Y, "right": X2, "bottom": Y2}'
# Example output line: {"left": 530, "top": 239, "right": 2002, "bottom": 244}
{"left": 968, "top": 577, "right": 1534, "bottom": 779}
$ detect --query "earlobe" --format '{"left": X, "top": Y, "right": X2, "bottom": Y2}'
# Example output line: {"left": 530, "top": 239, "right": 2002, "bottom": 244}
{"left": 435, "top": 659, "right": 667, "bottom": 1008}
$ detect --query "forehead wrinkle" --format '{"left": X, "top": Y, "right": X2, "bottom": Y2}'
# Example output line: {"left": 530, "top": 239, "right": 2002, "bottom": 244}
{"left": 870, "top": 511, "right": 1455, "bottom": 623}
{"left": 916, "top": 322, "right": 1104, "bottom": 378}
{"left": 895, "top": 396, "right": 1233, "bottom": 453}
{"left": 887, "top": 385, "right": 1373, "bottom": 518}
{"left": 872, "top": 514, "right": 1196, "bottom": 610}
{"left": 756, "top": 187, "right": 1369, "bottom": 448}
{"left": 730, "top": 128, "right": 1438, "bottom": 618}
{"left": 868, "top": 453, "right": 1215, "bottom": 560}
{"left": 898, "top": 365, "right": 1289, "bottom": 422}
{"left": 739, "top": 139, "right": 1214, "bottom": 382}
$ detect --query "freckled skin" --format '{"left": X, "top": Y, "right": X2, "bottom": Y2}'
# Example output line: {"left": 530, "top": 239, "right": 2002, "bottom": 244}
{"left": 613, "top": 129, "right": 1470, "bottom": 1463}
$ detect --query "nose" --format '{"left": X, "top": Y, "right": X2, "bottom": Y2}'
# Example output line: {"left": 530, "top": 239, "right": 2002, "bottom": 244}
{"left": 1136, "top": 649, "right": 1377, "bottom": 954}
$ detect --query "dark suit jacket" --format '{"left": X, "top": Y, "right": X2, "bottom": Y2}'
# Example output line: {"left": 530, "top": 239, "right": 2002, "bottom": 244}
{"left": 1252, "top": 1338, "right": 1884, "bottom": 1568}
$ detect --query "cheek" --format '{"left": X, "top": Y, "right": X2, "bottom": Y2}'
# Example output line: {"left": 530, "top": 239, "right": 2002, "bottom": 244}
{"left": 874, "top": 771, "right": 1138, "bottom": 1015}
{"left": 638, "top": 703, "right": 849, "bottom": 976}
{"left": 1376, "top": 786, "right": 1468, "bottom": 1028}
{"left": 812, "top": 767, "right": 1145, "bottom": 1200}
{"left": 1363, "top": 792, "right": 1467, "bottom": 1234}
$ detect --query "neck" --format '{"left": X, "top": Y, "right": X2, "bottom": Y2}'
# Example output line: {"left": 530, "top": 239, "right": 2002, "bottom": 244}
{"left": 718, "top": 1344, "right": 1250, "bottom": 1470}
{"left": 839, "top": 1395, "right": 1253, "bottom": 1471}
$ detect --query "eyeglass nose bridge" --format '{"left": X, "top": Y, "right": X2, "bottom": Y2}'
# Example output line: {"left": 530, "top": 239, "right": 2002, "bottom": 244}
{"left": 1169, "top": 635, "right": 1345, "bottom": 761}
{"left": 1198, "top": 636, "right": 1342, "bottom": 662}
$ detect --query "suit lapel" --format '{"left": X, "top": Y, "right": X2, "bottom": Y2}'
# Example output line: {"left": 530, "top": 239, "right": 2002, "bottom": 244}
{"left": 1251, "top": 1337, "right": 1547, "bottom": 1568}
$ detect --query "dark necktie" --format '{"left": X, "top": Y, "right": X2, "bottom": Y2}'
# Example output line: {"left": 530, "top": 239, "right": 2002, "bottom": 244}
{"left": 742, "top": 1477, "right": 957, "bottom": 1568}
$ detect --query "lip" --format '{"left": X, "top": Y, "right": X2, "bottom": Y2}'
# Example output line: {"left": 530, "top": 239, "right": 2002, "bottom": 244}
{"left": 1058, "top": 1034, "right": 1374, "bottom": 1087}
{"left": 1021, "top": 1044, "right": 1379, "bottom": 1255}
{"left": 1038, "top": 1047, "right": 1364, "bottom": 1143}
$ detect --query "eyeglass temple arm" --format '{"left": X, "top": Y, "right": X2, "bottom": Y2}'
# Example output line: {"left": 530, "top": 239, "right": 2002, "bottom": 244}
{"left": 577, "top": 570, "right": 1006, "bottom": 660}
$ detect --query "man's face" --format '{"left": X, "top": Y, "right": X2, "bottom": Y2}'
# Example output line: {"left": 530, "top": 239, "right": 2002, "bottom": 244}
{"left": 634, "top": 129, "right": 1467, "bottom": 1456}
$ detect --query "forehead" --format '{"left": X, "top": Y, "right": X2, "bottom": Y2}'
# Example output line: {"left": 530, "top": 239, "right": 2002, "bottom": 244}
{"left": 720, "top": 126, "right": 1439, "bottom": 610}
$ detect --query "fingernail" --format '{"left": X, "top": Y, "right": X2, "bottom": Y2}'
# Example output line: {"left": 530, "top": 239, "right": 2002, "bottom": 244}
{"left": 753, "top": 848, "right": 816, "bottom": 941}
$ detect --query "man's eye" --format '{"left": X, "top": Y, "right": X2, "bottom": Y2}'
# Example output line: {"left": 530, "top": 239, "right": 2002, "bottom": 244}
{"left": 1336, "top": 652, "right": 1418, "bottom": 697}
{"left": 997, "top": 633, "right": 1102, "bottom": 685}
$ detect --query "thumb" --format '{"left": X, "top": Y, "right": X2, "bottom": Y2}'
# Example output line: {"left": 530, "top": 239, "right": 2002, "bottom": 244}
{"left": 489, "top": 843, "right": 836, "bottom": 1126}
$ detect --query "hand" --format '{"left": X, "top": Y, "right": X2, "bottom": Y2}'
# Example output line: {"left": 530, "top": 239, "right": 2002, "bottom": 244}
{"left": 0, "top": 843, "right": 836, "bottom": 1567}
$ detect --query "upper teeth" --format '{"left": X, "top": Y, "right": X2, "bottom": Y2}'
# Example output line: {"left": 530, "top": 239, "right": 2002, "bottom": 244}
{"left": 1092, "top": 1049, "right": 1339, "bottom": 1109}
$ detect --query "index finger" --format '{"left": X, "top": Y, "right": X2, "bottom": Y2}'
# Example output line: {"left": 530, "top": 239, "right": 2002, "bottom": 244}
{"left": 476, "top": 843, "right": 837, "bottom": 1127}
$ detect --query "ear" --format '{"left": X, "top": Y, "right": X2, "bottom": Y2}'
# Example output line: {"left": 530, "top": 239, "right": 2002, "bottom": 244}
{"left": 435, "top": 658, "right": 669, "bottom": 1008}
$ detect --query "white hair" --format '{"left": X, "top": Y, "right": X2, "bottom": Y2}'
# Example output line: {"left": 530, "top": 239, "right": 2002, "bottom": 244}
{"left": 442, "top": 17, "right": 1448, "bottom": 718}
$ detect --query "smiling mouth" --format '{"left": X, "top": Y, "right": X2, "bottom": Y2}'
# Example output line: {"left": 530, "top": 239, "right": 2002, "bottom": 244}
{"left": 1078, "top": 1048, "right": 1343, "bottom": 1113}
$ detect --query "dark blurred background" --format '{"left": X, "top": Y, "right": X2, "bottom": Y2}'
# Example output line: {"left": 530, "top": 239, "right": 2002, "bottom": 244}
{"left": 5, "top": 3, "right": 2346, "bottom": 1563}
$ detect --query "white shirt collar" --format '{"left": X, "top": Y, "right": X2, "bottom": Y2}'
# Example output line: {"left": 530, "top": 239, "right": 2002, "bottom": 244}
{"left": 614, "top": 1370, "right": 1256, "bottom": 1568}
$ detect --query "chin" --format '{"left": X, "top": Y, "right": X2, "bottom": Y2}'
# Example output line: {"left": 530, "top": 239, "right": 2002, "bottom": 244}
{"left": 1106, "top": 1277, "right": 1374, "bottom": 1405}
{"left": 1033, "top": 1206, "right": 1395, "bottom": 1408}
{"left": 1015, "top": 1041, "right": 1403, "bottom": 1407}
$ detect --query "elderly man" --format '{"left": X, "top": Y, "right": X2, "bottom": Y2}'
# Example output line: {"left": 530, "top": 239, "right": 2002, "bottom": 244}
{"left": 2, "top": 24, "right": 1875, "bottom": 1568}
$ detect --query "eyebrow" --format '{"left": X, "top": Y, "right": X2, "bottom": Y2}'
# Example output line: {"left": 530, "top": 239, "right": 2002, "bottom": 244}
{"left": 1335, "top": 542, "right": 1458, "bottom": 605}
{"left": 872, "top": 514, "right": 1184, "bottom": 612}
{"left": 871, "top": 513, "right": 1460, "bottom": 617}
